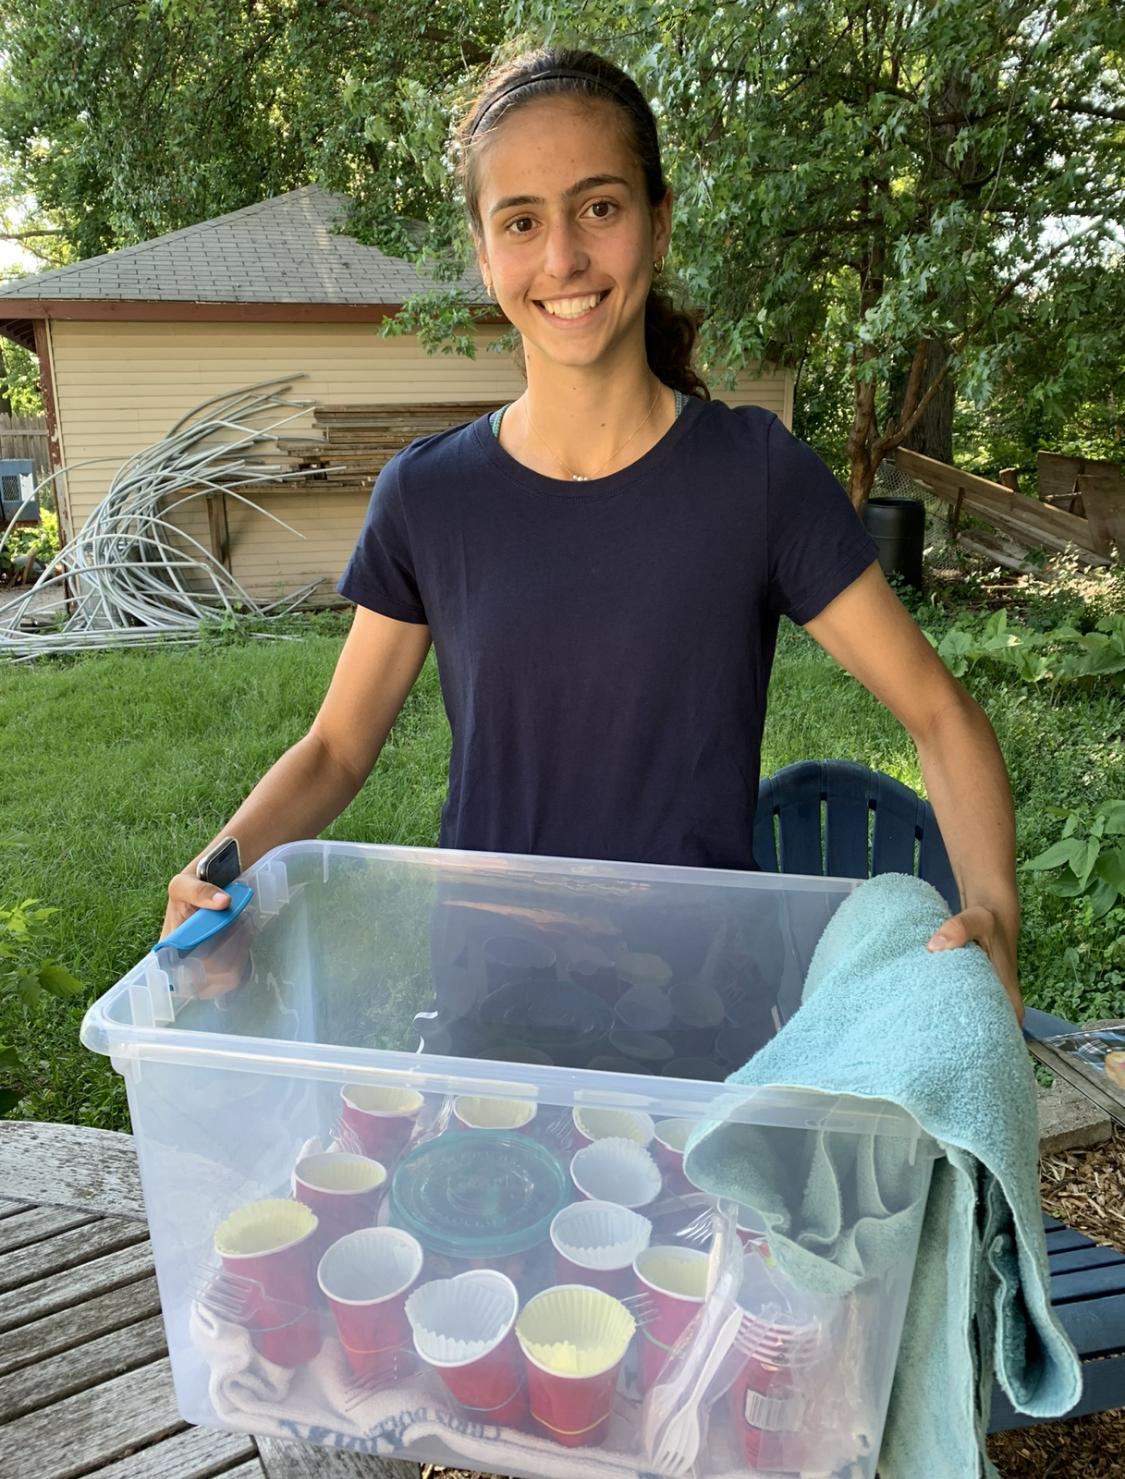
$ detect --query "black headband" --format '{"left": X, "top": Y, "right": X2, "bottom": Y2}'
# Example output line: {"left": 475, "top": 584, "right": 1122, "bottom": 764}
{"left": 468, "top": 68, "right": 633, "bottom": 139}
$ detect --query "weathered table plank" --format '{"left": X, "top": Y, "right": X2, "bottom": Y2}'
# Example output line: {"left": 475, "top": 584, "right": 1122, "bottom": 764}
{"left": 0, "top": 1213, "right": 148, "bottom": 1292}
{"left": 0, "top": 1120, "right": 145, "bottom": 1217}
{"left": 0, "top": 1310, "right": 168, "bottom": 1421}
{"left": 0, "top": 1196, "right": 33, "bottom": 1219}
{"left": 0, "top": 1239, "right": 154, "bottom": 1332}
{"left": 0, "top": 1273, "right": 162, "bottom": 1377}
{"left": 258, "top": 1435, "right": 422, "bottom": 1478}
{"left": 78, "top": 1422, "right": 262, "bottom": 1479}
{"left": 3, "top": 1355, "right": 183, "bottom": 1479}
{"left": 0, "top": 1202, "right": 99, "bottom": 1254}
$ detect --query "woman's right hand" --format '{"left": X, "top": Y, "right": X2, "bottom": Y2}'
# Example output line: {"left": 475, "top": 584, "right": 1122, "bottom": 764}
{"left": 161, "top": 869, "right": 258, "bottom": 1000}
{"left": 161, "top": 868, "right": 231, "bottom": 944}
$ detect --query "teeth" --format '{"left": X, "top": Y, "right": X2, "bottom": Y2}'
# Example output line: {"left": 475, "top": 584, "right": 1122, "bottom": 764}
{"left": 541, "top": 293, "right": 603, "bottom": 318}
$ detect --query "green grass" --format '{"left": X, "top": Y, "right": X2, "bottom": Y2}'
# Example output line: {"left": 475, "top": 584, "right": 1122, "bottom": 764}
{"left": 2, "top": 582, "right": 1123, "bottom": 1132}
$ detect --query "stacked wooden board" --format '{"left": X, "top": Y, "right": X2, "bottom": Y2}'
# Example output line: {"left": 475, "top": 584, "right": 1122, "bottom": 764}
{"left": 274, "top": 403, "right": 500, "bottom": 496}
{"left": 199, "top": 403, "right": 499, "bottom": 571}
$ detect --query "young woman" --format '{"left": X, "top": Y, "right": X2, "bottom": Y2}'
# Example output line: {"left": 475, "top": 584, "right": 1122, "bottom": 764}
{"left": 162, "top": 46, "right": 1023, "bottom": 1022}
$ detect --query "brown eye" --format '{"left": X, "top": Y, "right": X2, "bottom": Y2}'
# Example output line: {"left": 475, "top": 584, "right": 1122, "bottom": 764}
{"left": 588, "top": 200, "right": 617, "bottom": 218}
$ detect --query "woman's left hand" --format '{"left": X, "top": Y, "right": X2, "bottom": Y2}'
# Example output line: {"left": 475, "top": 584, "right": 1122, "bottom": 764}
{"left": 927, "top": 906, "right": 1024, "bottom": 1026}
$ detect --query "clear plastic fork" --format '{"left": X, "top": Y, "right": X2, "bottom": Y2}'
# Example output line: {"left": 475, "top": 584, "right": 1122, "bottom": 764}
{"left": 648, "top": 1306, "right": 745, "bottom": 1476}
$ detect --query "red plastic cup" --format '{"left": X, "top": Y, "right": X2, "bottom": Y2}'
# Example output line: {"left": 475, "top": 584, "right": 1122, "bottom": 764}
{"left": 213, "top": 1198, "right": 323, "bottom": 1368}
{"left": 632, "top": 1244, "right": 710, "bottom": 1388}
{"left": 732, "top": 1351, "right": 818, "bottom": 1469}
{"left": 294, "top": 1151, "right": 387, "bottom": 1257}
{"left": 735, "top": 1204, "right": 770, "bottom": 1255}
{"left": 317, "top": 1226, "right": 424, "bottom": 1383}
{"left": 340, "top": 1084, "right": 424, "bottom": 1162}
{"left": 435, "top": 1326, "right": 527, "bottom": 1426}
{"left": 408, "top": 1271, "right": 526, "bottom": 1427}
{"left": 516, "top": 1285, "right": 636, "bottom": 1448}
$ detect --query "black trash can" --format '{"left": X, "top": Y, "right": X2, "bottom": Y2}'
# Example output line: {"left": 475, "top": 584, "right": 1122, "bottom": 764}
{"left": 862, "top": 496, "right": 926, "bottom": 591}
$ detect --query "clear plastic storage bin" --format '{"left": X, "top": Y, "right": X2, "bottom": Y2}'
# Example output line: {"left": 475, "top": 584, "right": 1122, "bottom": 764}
{"left": 81, "top": 842, "right": 936, "bottom": 1479}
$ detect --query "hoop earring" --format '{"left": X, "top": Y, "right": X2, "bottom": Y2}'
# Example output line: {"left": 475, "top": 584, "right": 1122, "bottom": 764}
{"left": 653, "top": 256, "right": 666, "bottom": 275}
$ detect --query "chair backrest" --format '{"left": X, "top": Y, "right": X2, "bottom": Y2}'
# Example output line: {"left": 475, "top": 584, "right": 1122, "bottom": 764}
{"left": 753, "top": 759, "right": 961, "bottom": 913}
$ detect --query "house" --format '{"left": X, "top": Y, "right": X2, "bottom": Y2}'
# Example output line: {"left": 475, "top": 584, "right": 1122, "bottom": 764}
{"left": 0, "top": 186, "right": 793, "bottom": 603}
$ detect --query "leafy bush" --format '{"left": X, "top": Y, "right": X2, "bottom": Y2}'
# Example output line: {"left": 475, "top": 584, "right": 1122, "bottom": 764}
{"left": 0, "top": 899, "right": 83, "bottom": 1115}
{"left": 923, "top": 608, "right": 1125, "bottom": 689}
{"left": 1021, "top": 800, "right": 1125, "bottom": 919}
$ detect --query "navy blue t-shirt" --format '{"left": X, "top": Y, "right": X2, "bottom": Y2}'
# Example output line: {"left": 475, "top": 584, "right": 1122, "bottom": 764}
{"left": 337, "top": 397, "right": 877, "bottom": 870}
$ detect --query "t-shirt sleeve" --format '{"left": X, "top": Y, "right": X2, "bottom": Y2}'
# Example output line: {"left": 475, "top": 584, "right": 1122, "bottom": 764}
{"left": 336, "top": 454, "right": 428, "bottom": 623}
{"left": 765, "top": 414, "right": 879, "bottom": 625}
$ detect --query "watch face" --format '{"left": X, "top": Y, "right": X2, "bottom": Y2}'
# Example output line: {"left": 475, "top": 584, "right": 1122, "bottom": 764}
{"left": 199, "top": 838, "right": 240, "bottom": 889}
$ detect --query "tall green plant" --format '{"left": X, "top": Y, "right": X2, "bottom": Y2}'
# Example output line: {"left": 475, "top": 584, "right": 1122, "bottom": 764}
{"left": 0, "top": 900, "right": 83, "bottom": 1114}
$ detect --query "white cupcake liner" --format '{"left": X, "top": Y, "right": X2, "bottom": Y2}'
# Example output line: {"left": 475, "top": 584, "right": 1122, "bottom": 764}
{"left": 572, "top": 1107, "right": 655, "bottom": 1146}
{"left": 570, "top": 1137, "right": 663, "bottom": 1209}
{"left": 317, "top": 1226, "right": 423, "bottom": 1303}
{"left": 406, "top": 1269, "right": 518, "bottom": 1366}
{"left": 550, "top": 1200, "right": 652, "bottom": 1271}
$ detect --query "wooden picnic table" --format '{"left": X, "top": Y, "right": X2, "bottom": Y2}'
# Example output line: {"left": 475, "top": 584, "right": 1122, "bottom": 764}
{"left": 0, "top": 1119, "right": 424, "bottom": 1479}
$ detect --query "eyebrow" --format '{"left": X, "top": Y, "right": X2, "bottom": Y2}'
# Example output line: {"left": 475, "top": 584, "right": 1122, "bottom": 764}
{"left": 489, "top": 174, "right": 632, "bottom": 218}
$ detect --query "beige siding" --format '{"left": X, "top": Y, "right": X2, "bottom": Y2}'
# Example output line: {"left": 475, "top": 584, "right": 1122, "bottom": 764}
{"left": 48, "top": 319, "right": 792, "bottom": 604}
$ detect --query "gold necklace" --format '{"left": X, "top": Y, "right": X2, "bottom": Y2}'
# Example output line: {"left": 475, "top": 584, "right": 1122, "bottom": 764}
{"left": 524, "top": 381, "right": 664, "bottom": 481}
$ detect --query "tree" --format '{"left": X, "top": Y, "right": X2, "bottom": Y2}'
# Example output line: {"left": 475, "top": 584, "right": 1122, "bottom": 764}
{"left": 0, "top": 1, "right": 1120, "bottom": 504}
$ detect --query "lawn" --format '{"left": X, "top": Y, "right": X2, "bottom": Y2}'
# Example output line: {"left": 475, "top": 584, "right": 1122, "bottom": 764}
{"left": 1, "top": 561, "right": 1123, "bottom": 1132}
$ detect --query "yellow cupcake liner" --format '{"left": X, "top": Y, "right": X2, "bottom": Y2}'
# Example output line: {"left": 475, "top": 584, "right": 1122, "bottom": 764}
{"left": 654, "top": 1117, "right": 695, "bottom": 1154}
{"left": 296, "top": 1152, "right": 386, "bottom": 1194}
{"left": 454, "top": 1095, "right": 536, "bottom": 1130}
{"left": 517, "top": 1284, "right": 635, "bottom": 1377}
{"left": 634, "top": 1245, "right": 710, "bottom": 1299}
{"left": 342, "top": 1083, "right": 424, "bottom": 1116}
{"left": 573, "top": 1107, "right": 655, "bottom": 1145}
{"left": 214, "top": 1197, "right": 317, "bottom": 1257}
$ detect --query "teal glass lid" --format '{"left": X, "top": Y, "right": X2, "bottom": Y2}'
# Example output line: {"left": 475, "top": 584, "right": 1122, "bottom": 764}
{"left": 390, "top": 1128, "right": 568, "bottom": 1258}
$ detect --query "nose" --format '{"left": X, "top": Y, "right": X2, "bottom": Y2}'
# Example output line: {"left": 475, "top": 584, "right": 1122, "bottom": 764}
{"left": 540, "top": 214, "right": 589, "bottom": 285}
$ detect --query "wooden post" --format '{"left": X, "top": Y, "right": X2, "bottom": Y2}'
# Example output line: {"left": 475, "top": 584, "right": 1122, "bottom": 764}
{"left": 206, "top": 491, "right": 231, "bottom": 573}
{"left": 949, "top": 487, "right": 964, "bottom": 542}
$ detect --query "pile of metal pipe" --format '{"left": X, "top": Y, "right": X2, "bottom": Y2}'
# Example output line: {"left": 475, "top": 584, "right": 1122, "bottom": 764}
{"left": 0, "top": 377, "right": 344, "bottom": 660}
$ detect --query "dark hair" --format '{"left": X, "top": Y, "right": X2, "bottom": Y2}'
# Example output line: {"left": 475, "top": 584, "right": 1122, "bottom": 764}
{"left": 453, "top": 45, "right": 710, "bottom": 400}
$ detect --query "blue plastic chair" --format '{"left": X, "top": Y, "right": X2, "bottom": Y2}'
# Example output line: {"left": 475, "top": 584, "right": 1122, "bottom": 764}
{"left": 754, "top": 760, "right": 1125, "bottom": 1428}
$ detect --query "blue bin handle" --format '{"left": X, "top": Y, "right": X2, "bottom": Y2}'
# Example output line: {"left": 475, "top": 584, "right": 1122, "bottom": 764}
{"left": 151, "top": 881, "right": 254, "bottom": 955}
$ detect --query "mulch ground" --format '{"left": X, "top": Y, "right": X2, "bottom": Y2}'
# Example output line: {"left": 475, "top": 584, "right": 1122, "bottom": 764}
{"left": 423, "top": 1127, "right": 1125, "bottom": 1479}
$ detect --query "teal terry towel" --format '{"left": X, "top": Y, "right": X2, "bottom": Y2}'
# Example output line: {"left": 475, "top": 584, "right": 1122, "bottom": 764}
{"left": 682, "top": 872, "right": 1083, "bottom": 1479}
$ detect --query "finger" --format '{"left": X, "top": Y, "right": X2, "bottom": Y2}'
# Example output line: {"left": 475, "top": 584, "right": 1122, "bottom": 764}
{"left": 170, "top": 874, "right": 231, "bottom": 911}
{"left": 926, "top": 906, "right": 993, "bottom": 952}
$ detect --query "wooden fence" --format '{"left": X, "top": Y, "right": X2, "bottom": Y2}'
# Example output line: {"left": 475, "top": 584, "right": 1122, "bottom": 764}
{"left": 894, "top": 447, "right": 1124, "bottom": 569}
{"left": 0, "top": 414, "right": 50, "bottom": 484}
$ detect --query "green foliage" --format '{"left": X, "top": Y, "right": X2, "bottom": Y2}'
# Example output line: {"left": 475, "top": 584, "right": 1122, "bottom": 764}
{"left": 0, "top": 899, "right": 83, "bottom": 1114}
{"left": 1021, "top": 800, "right": 1125, "bottom": 920}
{"left": 2, "top": 508, "right": 59, "bottom": 584}
{"left": 0, "top": 341, "right": 44, "bottom": 415}
{"left": 923, "top": 608, "right": 1125, "bottom": 689}
{"left": 0, "top": 3, "right": 1120, "bottom": 494}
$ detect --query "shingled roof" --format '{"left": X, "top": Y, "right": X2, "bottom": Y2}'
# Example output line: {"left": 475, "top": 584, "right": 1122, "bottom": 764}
{"left": 0, "top": 185, "right": 488, "bottom": 305}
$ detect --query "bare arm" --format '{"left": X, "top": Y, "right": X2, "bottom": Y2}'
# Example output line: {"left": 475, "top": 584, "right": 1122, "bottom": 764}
{"left": 161, "top": 604, "right": 432, "bottom": 937}
{"left": 803, "top": 562, "right": 1023, "bottom": 1022}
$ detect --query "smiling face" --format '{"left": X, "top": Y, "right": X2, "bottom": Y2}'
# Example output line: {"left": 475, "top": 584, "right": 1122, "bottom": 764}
{"left": 472, "top": 96, "right": 672, "bottom": 376}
